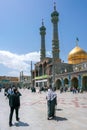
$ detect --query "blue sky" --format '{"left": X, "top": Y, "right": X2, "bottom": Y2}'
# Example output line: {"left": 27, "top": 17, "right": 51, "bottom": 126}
{"left": 0, "top": 0, "right": 87, "bottom": 77}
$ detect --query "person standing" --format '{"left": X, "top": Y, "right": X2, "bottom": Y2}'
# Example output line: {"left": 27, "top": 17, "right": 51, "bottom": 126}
{"left": 46, "top": 85, "right": 53, "bottom": 120}
{"left": 7, "top": 87, "right": 14, "bottom": 98}
{"left": 46, "top": 85, "right": 57, "bottom": 120}
{"left": 9, "top": 87, "right": 21, "bottom": 126}
{"left": 51, "top": 87, "right": 57, "bottom": 118}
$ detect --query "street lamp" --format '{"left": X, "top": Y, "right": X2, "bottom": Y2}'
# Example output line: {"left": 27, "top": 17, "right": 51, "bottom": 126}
{"left": 31, "top": 61, "right": 33, "bottom": 87}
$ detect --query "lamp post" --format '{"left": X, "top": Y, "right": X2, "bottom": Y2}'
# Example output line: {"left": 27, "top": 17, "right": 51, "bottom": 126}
{"left": 20, "top": 71, "right": 24, "bottom": 88}
{"left": 31, "top": 61, "right": 33, "bottom": 87}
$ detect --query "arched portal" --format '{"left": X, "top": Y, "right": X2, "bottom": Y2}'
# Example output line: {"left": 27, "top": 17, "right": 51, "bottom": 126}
{"left": 82, "top": 76, "right": 87, "bottom": 91}
{"left": 71, "top": 77, "right": 78, "bottom": 89}
{"left": 55, "top": 79, "right": 62, "bottom": 89}
{"left": 64, "top": 78, "right": 69, "bottom": 86}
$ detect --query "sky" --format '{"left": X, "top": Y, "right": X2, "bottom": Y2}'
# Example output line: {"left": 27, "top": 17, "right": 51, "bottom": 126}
{"left": 0, "top": 0, "right": 87, "bottom": 77}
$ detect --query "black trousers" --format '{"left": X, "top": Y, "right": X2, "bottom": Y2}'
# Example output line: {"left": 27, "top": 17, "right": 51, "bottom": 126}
{"left": 47, "top": 100, "right": 51, "bottom": 118}
{"left": 9, "top": 107, "right": 19, "bottom": 124}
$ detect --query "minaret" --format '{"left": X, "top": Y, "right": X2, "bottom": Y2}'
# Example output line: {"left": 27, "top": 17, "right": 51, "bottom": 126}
{"left": 51, "top": 2, "right": 61, "bottom": 62}
{"left": 40, "top": 19, "right": 46, "bottom": 61}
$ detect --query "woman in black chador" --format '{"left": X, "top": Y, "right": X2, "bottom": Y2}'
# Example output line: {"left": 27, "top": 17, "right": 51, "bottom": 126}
{"left": 9, "top": 87, "right": 21, "bottom": 126}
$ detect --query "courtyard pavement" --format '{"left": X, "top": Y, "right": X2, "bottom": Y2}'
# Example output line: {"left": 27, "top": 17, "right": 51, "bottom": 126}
{"left": 0, "top": 88, "right": 87, "bottom": 130}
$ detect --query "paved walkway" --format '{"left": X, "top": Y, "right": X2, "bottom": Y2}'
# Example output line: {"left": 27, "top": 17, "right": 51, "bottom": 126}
{"left": 0, "top": 88, "right": 87, "bottom": 130}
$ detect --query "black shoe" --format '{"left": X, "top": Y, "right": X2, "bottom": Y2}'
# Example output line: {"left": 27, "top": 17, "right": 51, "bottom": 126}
{"left": 47, "top": 117, "right": 52, "bottom": 120}
{"left": 16, "top": 118, "right": 20, "bottom": 121}
{"left": 9, "top": 123, "right": 13, "bottom": 127}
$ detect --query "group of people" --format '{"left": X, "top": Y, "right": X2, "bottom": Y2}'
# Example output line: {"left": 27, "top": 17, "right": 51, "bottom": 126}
{"left": 4, "top": 84, "right": 57, "bottom": 127}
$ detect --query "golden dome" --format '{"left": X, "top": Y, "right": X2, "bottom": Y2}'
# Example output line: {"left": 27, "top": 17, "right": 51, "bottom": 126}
{"left": 68, "top": 46, "right": 87, "bottom": 64}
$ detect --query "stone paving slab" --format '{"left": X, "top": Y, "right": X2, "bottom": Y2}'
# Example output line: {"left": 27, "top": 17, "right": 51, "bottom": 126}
{"left": 0, "top": 88, "right": 87, "bottom": 130}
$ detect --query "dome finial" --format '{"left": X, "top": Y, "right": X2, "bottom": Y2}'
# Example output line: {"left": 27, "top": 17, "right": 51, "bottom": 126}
{"left": 54, "top": 1, "right": 56, "bottom": 11}
{"left": 76, "top": 37, "right": 79, "bottom": 46}
{"left": 42, "top": 18, "right": 44, "bottom": 26}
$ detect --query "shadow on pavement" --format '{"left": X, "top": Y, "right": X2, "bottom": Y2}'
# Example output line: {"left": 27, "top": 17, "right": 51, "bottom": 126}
{"left": 56, "top": 108, "right": 63, "bottom": 111}
{"left": 15, "top": 121, "right": 29, "bottom": 127}
{"left": 53, "top": 116, "right": 68, "bottom": 122}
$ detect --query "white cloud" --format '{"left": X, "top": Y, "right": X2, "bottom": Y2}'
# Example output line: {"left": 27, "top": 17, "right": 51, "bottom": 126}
{"left": 0, "top": 50, "right": 40, "bottom": 76}
{"left": 46, "top": 51, "right": 52, "bottom": 57}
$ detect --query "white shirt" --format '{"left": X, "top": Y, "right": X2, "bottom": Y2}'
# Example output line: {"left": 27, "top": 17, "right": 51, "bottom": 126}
{"left": 46, "top": 89, "right": 57, "bottom": 101}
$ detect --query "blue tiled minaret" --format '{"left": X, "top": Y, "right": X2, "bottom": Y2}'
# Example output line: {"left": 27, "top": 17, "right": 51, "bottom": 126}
{"left": 51, "top": 3, "right": 61, "bottom": 62}
{"left": 40, "top": 19, "right": 46, "bottom": 61}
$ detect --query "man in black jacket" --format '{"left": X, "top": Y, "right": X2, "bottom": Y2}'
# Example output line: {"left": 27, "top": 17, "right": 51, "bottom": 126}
{"left": 9, "top": 87, "right": 21, "bottom": 126}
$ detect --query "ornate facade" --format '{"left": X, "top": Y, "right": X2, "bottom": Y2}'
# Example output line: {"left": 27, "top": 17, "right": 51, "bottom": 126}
{"left": 32, "top": 4, "right": 87, "bottom": 91}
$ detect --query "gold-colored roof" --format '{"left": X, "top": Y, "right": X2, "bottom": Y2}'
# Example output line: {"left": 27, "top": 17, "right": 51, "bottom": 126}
{"left": 68, "top": 46, "right": 86, "bottom": 55}
{"left": 68, "top": 46, "right": 87, "bottom": 64}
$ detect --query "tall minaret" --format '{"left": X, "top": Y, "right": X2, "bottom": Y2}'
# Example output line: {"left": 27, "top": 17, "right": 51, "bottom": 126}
{"left": 40, "top": 19, "right": 46, "bottom": 61}
{"left": 51, "top": 2, "right": 61, "bottom": 62}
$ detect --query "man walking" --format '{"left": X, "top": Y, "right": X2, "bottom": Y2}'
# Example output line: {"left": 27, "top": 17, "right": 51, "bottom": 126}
{"left": 9, "top": 87, "right": 21, "bottom": 126}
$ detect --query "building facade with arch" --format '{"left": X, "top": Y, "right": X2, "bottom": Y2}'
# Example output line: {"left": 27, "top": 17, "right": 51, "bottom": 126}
{"left": 32, "top": 4, "right": 87, "bottom": 91}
